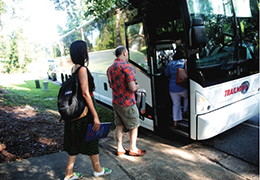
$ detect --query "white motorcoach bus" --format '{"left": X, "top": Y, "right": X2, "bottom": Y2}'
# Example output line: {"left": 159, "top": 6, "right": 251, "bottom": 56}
{"left": 53, "top": 0, "right": 259, "bottom": 140}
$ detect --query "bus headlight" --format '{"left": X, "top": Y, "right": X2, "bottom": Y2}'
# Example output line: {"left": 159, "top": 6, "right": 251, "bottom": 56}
{"left": 196, "top": 92, "right": 212, "bottom": 114}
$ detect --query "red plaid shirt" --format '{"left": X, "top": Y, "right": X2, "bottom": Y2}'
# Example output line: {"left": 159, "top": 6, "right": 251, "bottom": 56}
{"left": 107, "top": 58, "right": 136, "bottom": 107}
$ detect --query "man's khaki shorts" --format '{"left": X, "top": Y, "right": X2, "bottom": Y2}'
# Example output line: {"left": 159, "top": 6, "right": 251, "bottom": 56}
{"left": 112, "top": 104, "right": 140, "bottom": 130}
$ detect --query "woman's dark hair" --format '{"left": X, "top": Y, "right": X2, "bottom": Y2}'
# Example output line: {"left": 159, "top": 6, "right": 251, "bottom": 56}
{"left": 173, "top": 46, "right": 187, "bottom": 60}
{"left": 70, "top": 40, "right": 95, "bottom": 91}
{"left": 70, "top": 40, "right": 89, "bottom": 66}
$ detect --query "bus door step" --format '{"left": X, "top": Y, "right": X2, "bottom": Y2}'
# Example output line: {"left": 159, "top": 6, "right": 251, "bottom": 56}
{"left": 178, "top": 120, "right": 188, "bottom": 127}
{"left": 169, "top": 127, "right": 189, "bottom": 137}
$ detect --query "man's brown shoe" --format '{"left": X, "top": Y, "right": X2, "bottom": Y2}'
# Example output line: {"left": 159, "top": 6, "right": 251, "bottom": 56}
{"left": 117, "top": 148, "right": 130, "bottom": 156}
{"left": 117, "top": 150, "right": 126, "bottom": 156}
{"left": 129, "top": 149, "right": 146, "bottom": 156}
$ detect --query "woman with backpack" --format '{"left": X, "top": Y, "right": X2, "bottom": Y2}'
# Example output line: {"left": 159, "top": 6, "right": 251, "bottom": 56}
{"left": 63, "top": 40, "right": 112, "bottom": 180}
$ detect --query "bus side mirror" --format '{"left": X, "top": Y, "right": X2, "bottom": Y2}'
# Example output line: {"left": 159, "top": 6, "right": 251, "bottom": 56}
{"left": 189, "top": 18, "right": 207, "bottom": 48}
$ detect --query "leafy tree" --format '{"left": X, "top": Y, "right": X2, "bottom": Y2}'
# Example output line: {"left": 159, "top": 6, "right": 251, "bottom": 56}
{"left": 6, "top": 31, "right": 20, "bottom": 73}
{"left": 51, "top": 0, "right": 130, "bottom": 47}
{"left": 0, "top": 0, "right": 50, "bottom": 74}
{"left": 83, "top": 0, "right": 128, "bottom": 19}
{"left": 0, "top": 0, "right": 6, "bottom": 27}
{"left": 51, "top": 0, "right": 89, "bottom": 35}
{"left": 4, "top": 29, "right": 33, "bottom": 73}
{"left": 0, "top": 0, "right": 5, "bottom": 13}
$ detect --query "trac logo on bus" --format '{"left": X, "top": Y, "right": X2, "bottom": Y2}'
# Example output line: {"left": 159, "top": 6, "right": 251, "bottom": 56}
{"left": 225, "top": 81, "right": 250, "bottom": 97}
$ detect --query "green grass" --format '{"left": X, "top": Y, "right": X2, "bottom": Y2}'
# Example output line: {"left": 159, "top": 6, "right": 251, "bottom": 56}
{"left": 0, "top": 79, "right": 59, "bottom": 111}
{"left": 0, "top": 79, "right": 115, "bottom": 129}
{"left": 95, "top": 103, "right": 115, "bottom": 129}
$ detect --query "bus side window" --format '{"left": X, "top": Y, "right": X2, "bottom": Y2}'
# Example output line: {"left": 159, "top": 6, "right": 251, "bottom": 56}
{"left": 126, "top": 22, "right": 149, "bottom": 72}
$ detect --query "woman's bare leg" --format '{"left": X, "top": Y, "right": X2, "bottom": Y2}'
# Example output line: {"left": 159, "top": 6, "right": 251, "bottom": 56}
{"left": 64, "top": 155, "right": 77, "bottom": 179}
{"left": 90, "top": 154, "right": 103, "bottom": 172}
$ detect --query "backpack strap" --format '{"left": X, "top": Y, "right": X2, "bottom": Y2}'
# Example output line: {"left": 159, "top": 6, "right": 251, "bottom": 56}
{"left": 72, "top": 65, "right": 83, "bottom": 75}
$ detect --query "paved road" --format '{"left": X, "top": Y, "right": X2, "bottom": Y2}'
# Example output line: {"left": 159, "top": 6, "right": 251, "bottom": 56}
{"left": 200, "top": 114, "right": 259, "bottom": 166}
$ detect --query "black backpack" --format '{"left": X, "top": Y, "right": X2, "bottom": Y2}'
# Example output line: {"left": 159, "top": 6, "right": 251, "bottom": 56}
{"left": 57, "top": 66, "right": 86, "bottom": 121}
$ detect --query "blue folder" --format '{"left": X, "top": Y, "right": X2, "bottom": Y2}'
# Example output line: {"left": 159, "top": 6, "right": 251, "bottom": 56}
{"left": 85, "top": 122, "right": 111, "bottom": 142}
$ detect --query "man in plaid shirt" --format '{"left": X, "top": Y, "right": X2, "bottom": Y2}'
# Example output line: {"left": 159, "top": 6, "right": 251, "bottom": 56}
{"left": 107, "top": 46, "right": 146, "bottom": 156}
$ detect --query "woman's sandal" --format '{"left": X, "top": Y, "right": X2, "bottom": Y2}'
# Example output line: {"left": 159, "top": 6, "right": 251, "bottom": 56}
{"left": 93, "top": 167, "right": 112, "bottom": 177}
{"left": 64, "top": 172, "right": 83, "bottom": 180}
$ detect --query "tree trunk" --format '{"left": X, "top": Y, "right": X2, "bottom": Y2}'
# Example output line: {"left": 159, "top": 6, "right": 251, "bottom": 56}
{"left": 115, "top": 8, "right": 122, "bottom": 47}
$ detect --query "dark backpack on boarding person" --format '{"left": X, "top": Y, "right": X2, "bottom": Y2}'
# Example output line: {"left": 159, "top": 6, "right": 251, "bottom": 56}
{"left": 57, "top": 66, "right": 87, "bottom": 122}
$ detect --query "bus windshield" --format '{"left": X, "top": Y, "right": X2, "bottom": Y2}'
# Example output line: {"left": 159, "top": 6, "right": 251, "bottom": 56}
{"left": 188, "top": 0, "right": 252, "bottom": 17}
{"left": 188, "top": 0, "right": 259, "bottom": 68}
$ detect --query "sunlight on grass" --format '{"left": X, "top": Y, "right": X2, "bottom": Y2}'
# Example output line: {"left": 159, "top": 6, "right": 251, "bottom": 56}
{"left": 24, "top": 105, "right": 35, "bottom": 110}
{"left": 0, "top": 79, "right": 59, "bottom": 112}
{"left": 47, "top": 109, "right": 60, "bottom": 115}
{"left": 9, "top": 85, "right": 31, "bottom": 91}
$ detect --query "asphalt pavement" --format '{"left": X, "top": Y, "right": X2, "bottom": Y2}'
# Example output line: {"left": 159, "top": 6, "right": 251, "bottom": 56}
{"left": 0, "top": 128, "right": 258, "bottom": 180}
{"left": 202, "top": 122, "right": 259, "bottom": 166}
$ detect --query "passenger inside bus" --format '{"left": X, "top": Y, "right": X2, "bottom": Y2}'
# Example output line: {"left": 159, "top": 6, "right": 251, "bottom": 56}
{"left": 164, "top": 36, "right": 188, "bottom": 128}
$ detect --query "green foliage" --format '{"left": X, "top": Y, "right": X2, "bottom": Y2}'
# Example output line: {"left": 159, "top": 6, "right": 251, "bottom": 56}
{"left": 0, "top": 0, "right": 6, "bottom": 17}
{"left": 0, "top": 34, "right": 9, "bottom": 51}
{"left": 84, "top": 0, "right": 116, "bottom": 19}
{"left": 52, "top": 43, "right": 61, "bottom": 58}
{"left": 51, "top": 0, "right": 130, "bottom": 20}
{"left": 94, "top": 16, "right": 117, "bottom": 50}
{"left": 4, "top": 29, "right": 33, "bottom": 73}
{"left": 1, "top": 1, "right": 51, "bottom": 74}
{"left": 6, "top": 33, "right": 19, "bottom": 73}
{"left": 52, "top": 0, "right": 130, "bottom": 36}
{"left": 95, "top": 103, "right": 115, "bottom": 129}
{"left": 51, "top": 0, "right": 90, "bottom": 36}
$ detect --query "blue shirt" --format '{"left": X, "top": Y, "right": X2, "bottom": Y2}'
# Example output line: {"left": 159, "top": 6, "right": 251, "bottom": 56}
{"left": 164, "top": 59, "right": 186, "bottom": 92}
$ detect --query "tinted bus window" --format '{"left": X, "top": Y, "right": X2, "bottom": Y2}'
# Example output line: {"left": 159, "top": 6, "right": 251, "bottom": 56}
{"left": 126, "top": 22, "right": 148, "bottom": 72}
{"left": 188, "top": 0, "right": 258, "bottom": 68}
{"left": 188, "top": 0, "right": 236, "bottom": 67}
